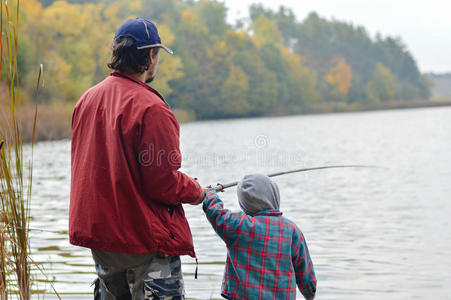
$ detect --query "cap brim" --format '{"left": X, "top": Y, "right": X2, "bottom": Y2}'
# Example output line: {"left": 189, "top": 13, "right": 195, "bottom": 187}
{"left": 137, "top": 43, "right": 173, "bottom": 55}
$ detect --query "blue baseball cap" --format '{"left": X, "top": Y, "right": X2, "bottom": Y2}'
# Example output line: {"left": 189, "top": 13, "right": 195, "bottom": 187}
{"left": 114, "top": 18, "right": 173, "bottom": 55}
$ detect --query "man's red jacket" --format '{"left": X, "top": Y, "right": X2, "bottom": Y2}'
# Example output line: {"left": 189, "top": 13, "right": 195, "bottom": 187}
{"left": 69, "top": 71, "right": 202, "bottom": 257}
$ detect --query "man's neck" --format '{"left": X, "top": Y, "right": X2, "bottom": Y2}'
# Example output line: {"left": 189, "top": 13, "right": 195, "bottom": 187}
{"left": 130, "top": 72, "right": 147, "bottom": 83}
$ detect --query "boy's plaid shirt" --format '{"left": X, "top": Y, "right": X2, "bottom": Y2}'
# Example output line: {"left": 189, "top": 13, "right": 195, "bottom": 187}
{"left": 202, "top": 189, "right": 316, "bottom": 300}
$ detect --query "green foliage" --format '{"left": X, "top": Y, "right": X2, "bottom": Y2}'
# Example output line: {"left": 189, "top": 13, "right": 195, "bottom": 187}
{"left": 220, "top": 65, "right": 250, "bottom": 116}
{"left": 366, "top": 63, "right": 397, "bottom": 102}
{"left": 195, "top": 0, "right": 228, "bottom": 37}
{"left": 252, "top": 14, "right": 283, "bottom": 47}
{"left": 11, "top": 0, "right": 430, "bottom": 120}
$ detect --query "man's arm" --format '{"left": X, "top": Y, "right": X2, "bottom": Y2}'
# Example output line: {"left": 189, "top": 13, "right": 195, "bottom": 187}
{"left": 136, "top": 104, "right": 203, "bottom": 205}
{"left": 292, "top": 226, "right": 317, "bottom": 299}
{"left": 202, "top": 189, "right": 243, "bottom": 243}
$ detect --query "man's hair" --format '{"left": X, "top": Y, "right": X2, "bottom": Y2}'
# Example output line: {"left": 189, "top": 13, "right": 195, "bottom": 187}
{"left": 107, "top": 36, "right": 160, "bottom": 74}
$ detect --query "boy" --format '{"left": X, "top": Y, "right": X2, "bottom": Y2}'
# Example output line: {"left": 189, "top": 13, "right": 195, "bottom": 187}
{"left": 202, "top": 174, "right": 317, "bottom": 299}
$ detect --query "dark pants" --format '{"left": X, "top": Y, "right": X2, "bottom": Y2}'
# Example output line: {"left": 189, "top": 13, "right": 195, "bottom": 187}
{"left": 92, "top": 252, "right": 185, "bottom": 300}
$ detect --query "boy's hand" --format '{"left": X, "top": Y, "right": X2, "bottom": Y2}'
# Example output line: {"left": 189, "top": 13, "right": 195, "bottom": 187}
{"left": 190, "top": 187, "right": 208, "bottom": 205}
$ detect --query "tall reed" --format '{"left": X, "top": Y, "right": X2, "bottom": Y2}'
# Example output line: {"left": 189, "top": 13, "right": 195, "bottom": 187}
{"left": 0, "top": 0, "right": 37, "bottom": 298}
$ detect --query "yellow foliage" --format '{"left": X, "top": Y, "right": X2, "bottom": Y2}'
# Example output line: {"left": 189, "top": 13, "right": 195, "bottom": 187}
{"left": 282, "top": 48, "right": 319, "bottom": 104}
{"left": 282, "top": 47, "right": 302, "bottom": 66}
{"left": 149, "top": 25, "right": 184, "bottom": 95}
{"left": 44, "top": 52, "right": 73, "bottom": 100}
{"left": 103, "top": 3, "right": 121, "bottom": 25}
{"left": 151, "top": 55, "right": 184, "bottom": 96}
{"left": 221, "top": 65, "right": 250, "bottom": 115}
{"left": 367, "top": 62, "right": 396, "bottom": 102}
{"left": 181, "top": 10, "right": 197, "bottom": 23}
{"left": 324, "top": 58, "right": 353, "bottom": 97}
{"left": 21, "top": 0, "right": 43, "bottom": 22}
{"left": 42, "top": 1, "right": 85, "bottom": 36}
{"left": 228, "top": 29, "right": 248, "bottom": 41}
{"left": 38, "top": 1, "right": 112, "bottom": 95}
{"left": 103, "top": 2, "right": 138, "bottom": 30}
{"left": 252, "top": 14, "right": 282, "bottom": 48}
{"left": 207, "top": 40, "right": 228, "bottom": 62}
{"left": 157, "top": 24, "right": 175, "bottom": 46}
{"left": 128, "top": 0, "right": 142, "bottom": 12}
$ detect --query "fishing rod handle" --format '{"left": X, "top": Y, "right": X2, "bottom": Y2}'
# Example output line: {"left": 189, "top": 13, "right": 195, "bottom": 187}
{"left": 214, "top": 184, "right": 224, "bottom": 192}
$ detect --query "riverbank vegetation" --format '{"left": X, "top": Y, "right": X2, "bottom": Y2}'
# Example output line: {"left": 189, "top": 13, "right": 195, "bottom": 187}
{"left": 0, "top": 0, "right": 440, "bottom": 141}
{"left": 0, "top": 0, "right": 35, "bottom": 297}
{"left": 0, "top": 0, "right": 60, "bottom": 297}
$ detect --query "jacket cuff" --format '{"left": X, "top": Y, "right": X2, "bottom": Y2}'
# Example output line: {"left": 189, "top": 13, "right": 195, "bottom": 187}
{"left": 181, "top": 178, "right": 203, "bottom": 204}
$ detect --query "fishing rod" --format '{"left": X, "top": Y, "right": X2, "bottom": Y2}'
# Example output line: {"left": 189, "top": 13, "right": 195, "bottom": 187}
{"left": 212, "top": 165, "right": 380, "bottom": 192}
{"left": 16, "top": 164, "right": 378, "bottom": 234}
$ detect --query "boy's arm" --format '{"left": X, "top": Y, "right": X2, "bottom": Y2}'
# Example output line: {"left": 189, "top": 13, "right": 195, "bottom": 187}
{"left": 202, "top": 188, "right": 243, "bottom": 243}
{"left": 292, "top": 226, "right": 317, "bottom": 299}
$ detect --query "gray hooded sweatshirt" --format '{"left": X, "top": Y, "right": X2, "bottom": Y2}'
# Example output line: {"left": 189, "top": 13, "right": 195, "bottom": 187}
{"left": 237, "top": 173, "right": 280, "bottom": 216}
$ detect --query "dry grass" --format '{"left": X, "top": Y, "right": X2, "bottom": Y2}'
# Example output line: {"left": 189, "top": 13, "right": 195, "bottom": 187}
{"left": 0, "top": 102, "right": 73, "bottom": 143}
{"left": 0, "top": 0, "right": 34, "bottom": 295}
{"left": 430, "top": 97, "right": 451, "bottom": 103}
{"left": 0, "top": 0, "right": 59, "bottom": 298}
{"left": 173, "top": 108, "right": 197, "bottom": 123}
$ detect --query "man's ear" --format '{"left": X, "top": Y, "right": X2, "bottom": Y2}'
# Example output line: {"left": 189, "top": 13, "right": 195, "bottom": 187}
{"left": 149, "top": 49, "right": 155, "bottom": 64}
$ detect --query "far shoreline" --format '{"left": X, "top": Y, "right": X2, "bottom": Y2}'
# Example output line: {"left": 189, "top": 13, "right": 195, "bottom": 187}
{"left": 175, "top": 99, "right": 451, "bottom": 123}
{"left": 5, "top": 99, "right": 450, "bottom": 144}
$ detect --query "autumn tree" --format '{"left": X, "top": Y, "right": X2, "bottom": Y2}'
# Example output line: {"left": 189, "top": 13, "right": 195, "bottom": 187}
{"left": 169, "top": 8, "right": 224, "bottom": 118}
{"left": 150, "top": 24, "right": 184, "bottom": 96}
{"left": 195, "top": 0, "right": 228, "bottom": 37}
{"left": 252, "top": 14, "right": 283, "bottom": 48}
{"left": 227, "top": 29, "right": 279, "bottom": 114}
{"left": 324, "top": 58, "right": 353, "bottom": 101}
{"left": 249, "top": 4, "right": 297, "bottom": 47}
{"left": 9, "top": 0, "right": 431, "bottom": 119}
{"left": 281, "top": 48, "right": 319, "bottom": 108}
{"left": 366, "top": 63, "right": 397, "bottom": 103}
{"left": 220, "top": 65, "right": 250, "bottom": 116}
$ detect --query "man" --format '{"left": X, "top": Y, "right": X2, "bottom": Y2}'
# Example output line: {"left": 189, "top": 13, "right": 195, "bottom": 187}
{"left": 70, "top": 18, "right": 205, "bottom": 300}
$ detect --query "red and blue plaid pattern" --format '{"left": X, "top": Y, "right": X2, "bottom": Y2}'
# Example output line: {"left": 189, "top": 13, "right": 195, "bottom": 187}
{"left": 202, "top": 189, "right": 316, "bottom": 300}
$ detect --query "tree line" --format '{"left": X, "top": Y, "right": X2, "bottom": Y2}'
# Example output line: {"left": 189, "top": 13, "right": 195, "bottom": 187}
{"left": 7, "top": 0, "right": 430, "bottom": 119}
{"left": 427, "top": 73, "right": 451, "bottom": 98}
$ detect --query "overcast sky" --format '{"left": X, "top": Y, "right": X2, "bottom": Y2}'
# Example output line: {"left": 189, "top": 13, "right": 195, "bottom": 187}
{"left": 223, "top": 0, "right": 451, "bottom": 74}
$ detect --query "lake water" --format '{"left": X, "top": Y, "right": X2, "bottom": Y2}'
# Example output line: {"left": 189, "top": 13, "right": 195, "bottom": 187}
{"left": 28, "top": 107, "right": 451, "bottom": 299}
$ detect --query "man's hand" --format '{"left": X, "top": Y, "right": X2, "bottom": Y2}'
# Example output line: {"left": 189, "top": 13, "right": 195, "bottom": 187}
{"left": 190, "top": 187, "right": 208, "bottom": 205}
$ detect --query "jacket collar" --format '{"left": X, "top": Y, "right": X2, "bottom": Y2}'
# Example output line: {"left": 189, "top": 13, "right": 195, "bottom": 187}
{"left": 110, "top": 70, "right": 169, "bottom": 106}
{"left": 252, "top": 209, "right": 283, "bottom": 217}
